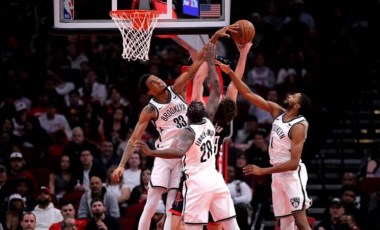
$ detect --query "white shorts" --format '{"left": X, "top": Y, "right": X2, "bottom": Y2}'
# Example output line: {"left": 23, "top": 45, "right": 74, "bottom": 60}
{"left": 271, "top": 163, "right": 312, "bottom": 217}
{"left": 150, "top": 157, "right": 182, "bottom": 190}
{"left": 183, "top": 171, "right": 236, "bottom": 224}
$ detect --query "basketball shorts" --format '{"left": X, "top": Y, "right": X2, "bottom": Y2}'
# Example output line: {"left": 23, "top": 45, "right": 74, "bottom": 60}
{"left": 271, "top": 163, "right": 312, "bottom": 217}
{"left": 150, "top": 157, "right": 182, "bottom": 190}
{"left": 183, "top": 171, "right": 236, "bottom": 224}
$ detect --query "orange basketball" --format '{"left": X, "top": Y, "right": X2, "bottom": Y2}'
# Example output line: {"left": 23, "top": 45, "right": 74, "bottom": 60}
{"left": 230, "top": 20, "right": 255, "bottom": 45}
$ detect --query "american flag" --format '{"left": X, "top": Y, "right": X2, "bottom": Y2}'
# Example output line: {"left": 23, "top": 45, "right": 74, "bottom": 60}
{"left": 200, "top": 4, "right": 221, "bottom": 18}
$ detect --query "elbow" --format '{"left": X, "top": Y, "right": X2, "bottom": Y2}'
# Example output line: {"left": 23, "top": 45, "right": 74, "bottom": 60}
{"left": 289, "top": 162, "right": 299, "bottom": 171}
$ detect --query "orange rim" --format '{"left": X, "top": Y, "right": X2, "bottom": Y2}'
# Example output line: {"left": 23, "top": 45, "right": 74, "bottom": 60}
{"left": 109, "top": 10, "right": 159, "bottom": 19}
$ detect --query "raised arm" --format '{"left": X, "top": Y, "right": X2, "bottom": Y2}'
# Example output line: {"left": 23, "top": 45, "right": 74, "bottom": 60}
{"left": 172, "top": 25, "right": 239, "bottom": 96}
{"left": 217, "top": 62, "right": 284, "bottom": 117}
{"left": 135, "top": 128, "right": 195, "bottom": 159}
{"left": 225, "top": 43, "right": 252, "bottom": 101}
{"left": 204, "top": 44, "right": 221, "bottom": 121}
{"left": 112, "top": 104, "right": 156, "bottom": 181}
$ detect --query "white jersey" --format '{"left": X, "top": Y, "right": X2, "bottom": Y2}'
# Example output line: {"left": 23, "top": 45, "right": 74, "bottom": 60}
{"left": 182, "top": 118, "right": 216, "bottom": 176}
{"left": 149, "top": 86, "right": 188, "bottom": 148}
{"left": 269, "top": 113, "right": 308, "bottom": 165}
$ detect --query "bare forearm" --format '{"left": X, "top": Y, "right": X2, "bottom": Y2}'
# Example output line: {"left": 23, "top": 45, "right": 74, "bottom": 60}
{"left": 263, "top": 160, "right": 299, "bottom": 174}
{"left": 150, "top": 148, "right": 184, "bottom": 159}
{"left": 118, "top": 141, "right": 135, "bottom": 168}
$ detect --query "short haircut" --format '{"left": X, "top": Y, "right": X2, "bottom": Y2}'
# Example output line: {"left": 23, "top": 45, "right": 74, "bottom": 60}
{"left": 298, "top": 93, "right": 312, "bottom": 116}
{"left": 91, "top": 197, "right": 104, "bottom": 206}
{"left": 187, "top": 101, "right": 206, "bottom": 123}
{"left": 138, "top": 74, "right": 151, "bottom": 93}
{"left": 214, "top": 97, "right": 237, "bottom": 126}
{"left": 22, "top": 211, "right": 36, "bottom": 221}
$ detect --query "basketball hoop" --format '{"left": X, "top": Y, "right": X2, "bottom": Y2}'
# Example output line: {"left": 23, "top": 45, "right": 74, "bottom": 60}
{"left": 110, "top": 10, "right": 159, "bottom": 61}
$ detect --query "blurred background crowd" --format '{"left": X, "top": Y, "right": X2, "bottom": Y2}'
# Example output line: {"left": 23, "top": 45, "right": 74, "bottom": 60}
{"left": 0, "top": 0, "right": 380, "bottom": 229}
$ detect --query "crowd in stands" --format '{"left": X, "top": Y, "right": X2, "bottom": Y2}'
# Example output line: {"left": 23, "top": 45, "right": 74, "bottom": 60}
{"left": 1, "top": 0, "right": 380, "bottom": 229}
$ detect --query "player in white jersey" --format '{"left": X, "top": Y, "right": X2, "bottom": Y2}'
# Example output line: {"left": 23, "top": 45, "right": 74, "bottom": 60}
{"left": 219, "top": 62, "right": 313, "bottom": 230}
{"left": 136, "top": 101, "right": 240, "bottom": 230}
{"left": 112, "top": 25, "right": 239, "bottom": 230}
{"left": 169, "top": 42, "right": 251, "bottom": 230}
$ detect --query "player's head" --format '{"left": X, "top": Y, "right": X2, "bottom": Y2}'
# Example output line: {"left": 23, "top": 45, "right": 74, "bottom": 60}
{"left": 214, "top": 97, "right": 237, "bottom": 126}
{"left": 187, "top": 101, "right": 206, "bottom": 123}
{"left": 138, "top": 74, "right": 167, "bottom": 96}
{"left": 284, "top": 93, "right": 311, "bottom": 116}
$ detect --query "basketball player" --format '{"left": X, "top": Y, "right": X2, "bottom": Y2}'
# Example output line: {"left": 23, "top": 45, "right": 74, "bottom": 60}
{"left": 169, "top": 42, "right": 252, "bottom": 230}
{"left": 218, "top": 62, "right": 312, "bottom": 230}
{"left": 112, "top": 25, "right": 238, "bottom": 230}
{"left": 135, "top": 101, "right": 240, "bottom": 230}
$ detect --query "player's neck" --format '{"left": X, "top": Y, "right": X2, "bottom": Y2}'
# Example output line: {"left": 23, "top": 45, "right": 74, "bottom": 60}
{"left": 283, "top": 111, "right": 299, "bottom": 121}
{"left": 153, "top": 89, "right": 170, "bottom": 103}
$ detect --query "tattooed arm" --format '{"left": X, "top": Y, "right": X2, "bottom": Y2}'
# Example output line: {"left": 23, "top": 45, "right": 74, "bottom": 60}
{"left": 112, "top": 104, "right": 157, "bottom": 181}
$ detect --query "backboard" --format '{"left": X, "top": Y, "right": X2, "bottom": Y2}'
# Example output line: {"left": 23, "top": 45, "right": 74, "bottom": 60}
{"left": 54, "top": 0, "right": 231, "bottom": 34}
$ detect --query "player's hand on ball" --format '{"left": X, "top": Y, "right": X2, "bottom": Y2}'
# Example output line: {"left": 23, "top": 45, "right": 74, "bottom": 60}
{"left": 243, "top": 164, "right": 264, "bottom": 175}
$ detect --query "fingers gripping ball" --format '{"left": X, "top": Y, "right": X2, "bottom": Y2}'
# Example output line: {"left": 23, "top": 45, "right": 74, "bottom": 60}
{"left": 230, "top": 20, "right": 256, "bottom": 45}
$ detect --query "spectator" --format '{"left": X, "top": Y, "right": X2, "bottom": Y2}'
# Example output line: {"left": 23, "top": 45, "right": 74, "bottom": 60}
{"left": 105, "top": 166, "right": 131, "bottom": 208}
{"left": 246, "top": 52, "right": 276, "bottom": 90}
{"left": 78, "top": 69, "right": 107, "bottom": 106}
{"left": 340, "top": 214, "right": 361, "bottom": 230}
{"left": 339, "top": 186, "right": 364, "bottom": 228}
{"left": 84, "top": 198, "right": 120, "bottom": 230}
{"left": 226, "top": 166, "right": 252, "bottom": 230}
{"left": 1, "top": 193, "right": 26, "bottom": 230}
{"left": 49, "top": 154, "right": 76, "bottom": 202}
{"left": 77, "top": 175, "right": 120, "bottom": 219}
{"left": 59, "top": 217, "right": 78, "bottom": 230}
{"left": 49, "top": 202, "right": 88, "bottom": 230}
{"left": 95, "top": 141, "right": 119, "bottom": 174}
{"left": 98, "top": 108, "right": 130, "bottom": 146}
{"left": 0, "top": 165, "right": 12, "bottom": 213}
{"left": 63, "top": 127, "right": 99, "bottom": 168}
{"left": 314, "top": 197, "right": 345, "bottom": 230}
{"left": 14, "top": 177, "right": 36, "bottom": 211}
{"left": 21, "top": 116, "right": 51, "bottom": 155}
{"left": 32, "top": 186, "right": 63, "bottom": 230}
{"left": 103, "top": 86, "right": 131, "bottom": 119}
{"left": 20, "top": 212, "right": 36, "bottom": 230}
{"left": 248, "top": 89, "right": 279, "bottom": 130}
{"left": 38, "top": 103, "right": 72, "bottom": 140}
{"left": 231, "top": 151, "right": 254, "bottom": 189}
{"left": 0, "top": 131, "right": 20, "bottom": 165}
{"left": 12, "top": 102, "right": 28, "bottom": 138}
{"left": 73, "top": 150, "right": 105, "bottom": 192}
{"left": 122, "top": 152, "right": 141, "bottom": 191}
{"left": 128, "top": 168, "right": 151, "bottom": 206}
{"left": 6, "top": 152, "right": 36, "bottom": 193}
{"left": 233, "top": 115, "right": 259, "bottom": 145}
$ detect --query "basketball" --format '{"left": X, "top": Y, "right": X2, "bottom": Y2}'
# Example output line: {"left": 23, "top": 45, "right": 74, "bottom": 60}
{"left": 230, "top": 20, "right": 255, "bottom": 45}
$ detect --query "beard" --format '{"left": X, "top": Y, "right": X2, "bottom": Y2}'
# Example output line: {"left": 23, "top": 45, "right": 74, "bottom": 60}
{"left": 38, "top": 199, "right": 50, "bottom": 206}
{"left": 93, "top": 210, "right": 103, "bottom": 218}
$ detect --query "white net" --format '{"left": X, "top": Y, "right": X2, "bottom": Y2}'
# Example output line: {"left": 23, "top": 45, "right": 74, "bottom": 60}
{"left": 110, "top": 10, "right": 159, "bottom": 61}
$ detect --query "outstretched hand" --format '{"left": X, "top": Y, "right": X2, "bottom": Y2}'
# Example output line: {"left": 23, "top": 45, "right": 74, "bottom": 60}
{"left": 215, "top": 60, "right": 232, "bottom": 74}
{"left": 243, "top": 164, "right": 266, "bottom": 175}
{"left": 236, "top": 42, "right": 253, "bottom": 55}
{"left": 210, "top": 24, "right": 239, "bottom": 43}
